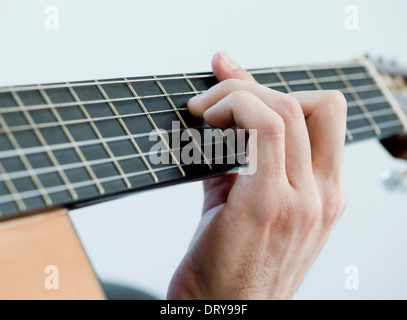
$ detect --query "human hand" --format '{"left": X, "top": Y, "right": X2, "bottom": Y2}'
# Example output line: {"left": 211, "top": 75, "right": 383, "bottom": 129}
{"left": 167, "top": 52, "right": 347, "bottom": 299}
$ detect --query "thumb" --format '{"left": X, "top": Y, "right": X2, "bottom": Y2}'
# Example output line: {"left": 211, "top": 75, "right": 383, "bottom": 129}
{"left": 212, "top": 51, "right": 256, "bottom": 82}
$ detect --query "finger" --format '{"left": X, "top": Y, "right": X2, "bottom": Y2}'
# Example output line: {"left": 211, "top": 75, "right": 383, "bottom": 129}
{"left": 202, "top": 174, "right": 238, "bottom": 214}
{"left": 203, "top": 90, "right": 287, "bottom": 185}
{"left": 188, "top": 79, "right": 312, "bottom": 187}
{"left": 212, "top": 51, "right": 256, "bottom": 82}
{"left": 288, "top": 90, "right": 347, "bottom": 184}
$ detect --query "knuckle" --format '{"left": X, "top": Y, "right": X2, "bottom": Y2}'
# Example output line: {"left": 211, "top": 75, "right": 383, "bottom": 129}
{"left": 322, "top": 187, "right": 347, "bottom": 226}
{"left": 273, "top": 193, "right": 321, "bottom": 232}
{"left": 226, "top": 90, "right": 258, "bottom": 111}
{"left": 303, "top": 198, "right": 323, "bottom": 227}
{"left": 228, "top": 89, "right": 253, "bottom": 103}
{"left": 325, "top": 90, "right": 348, "bottom": 114}
{"left": 281, "top": 96, "right": 303, "bottom": 120}
{"left": 263, "top": 113, "right": 285, "bottom": 137}
{"left": 220, "top": 78, "right": 240, "bottom": 91}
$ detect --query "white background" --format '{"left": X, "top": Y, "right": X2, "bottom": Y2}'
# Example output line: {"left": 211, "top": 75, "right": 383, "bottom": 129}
{"left": 1, "top": 0, "right": 407, "bottom": 299}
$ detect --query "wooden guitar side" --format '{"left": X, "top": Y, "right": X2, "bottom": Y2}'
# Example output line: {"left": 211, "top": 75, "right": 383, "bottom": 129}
{"left": 0, "top": 209, "right": 105, "bottom": 300}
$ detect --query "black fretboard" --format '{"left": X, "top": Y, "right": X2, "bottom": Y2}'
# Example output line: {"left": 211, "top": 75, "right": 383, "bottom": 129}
{"left": 0, "top": 60, "right": 406, "bottom": 219}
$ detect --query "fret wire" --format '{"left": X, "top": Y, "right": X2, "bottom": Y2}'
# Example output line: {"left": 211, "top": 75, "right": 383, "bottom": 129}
{"left": 0, "top": 150, "right": 247, "bottom": 205}
{"left": 363, "top": 58, "right": 407, "bottom": 131}
{"left": 268, "top": 83, "right": 380, "bottom": 96}
{"left": 347, "top": 96, "right": 387, "bottom": 108}
{"left": 35, "top": 88, "right": 79, "bottom": 201}
{"left": 0, "top": 107, "right": 189, "bottom": 134}
{"left": 0, "top": 74, "right": 215, "bottom": 94}
{"left": 249, "top": 62, "right": 365, "bottom": 75}
{"left": 0, "top": 115, "right": 403, "bottom": 206}
{"left": 0, "top": 61, "right": 366, "bottom": 94}
{"left": 274, "top": 72, "right": 291, "bottom": 93}
{"left": 67, "top": 85, "right": 132, "bottom": 190}
{"left": 124, "top": 78, "right": 186, "bottom": 177}
{"left": 183, "top": 73, "right": 239, "bottom": 166}
{"left": 0, "top": 91, "right": 200, "bottom": 114}
{"left": 347, "top": 107, "right": 398, "bottom": 122}
{"left": 0, "top": 116, "right": 402, "bottom": 202}
{"left": 153, "top": 76, "right": 212, "bottom": 171}
{"left": 0, "top": 105, "right": 402, "bottom": 163}
{"left": 0, "top": 124, "right": 211, "bottom": 159}
{"left": 0, "top": 72, "right": 374, "bottom": 115}
{"left": 335, "top": 68, "right": 381, "bottom": 136}
{"left": 0, "top": 94, "right": 390, "bottom": 136}
{"left": 8, "top": 91, "right": 53, "bottom": 206}
{"left": 0, "top": 161, "right": 26, "bottom": 212}
{"left": 38, "top": 87, "right": 104, "bottom": 195}
{"left": 1, "top": 137, "right": 228, "bottom": 183}
{"left": 304, "top": 68, "right": 354, "bottom": 141}
{"left": 95, "top": 80, "right": 158, "bottom": 183}
{"left": 349, "top": 119, "right": 401, "bottom": 135}
{"left": 260, "top": 71, "right": 369, "bottom": 88}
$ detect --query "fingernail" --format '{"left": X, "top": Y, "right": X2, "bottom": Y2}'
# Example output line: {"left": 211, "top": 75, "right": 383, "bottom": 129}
{"left": 220, "top": 51, "right": 240, "bottom": 70}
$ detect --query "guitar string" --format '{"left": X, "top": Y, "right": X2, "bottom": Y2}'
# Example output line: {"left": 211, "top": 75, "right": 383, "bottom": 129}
{"left": 1, "top": 107, "right": 404, "bottom": 206}
{"left": 0, "top": 137, "right": 230, "bottom": 181}
{"left": 0, "top": 62, "right": 366, "bottom": 94}
{"left": 0, "top": 108, "right": 402, "bottom": 163}
{"left": 0, "top": 150, "right": 246, "bottom": 205}
{"left": 0, "top": 71, "right": 375, "bottom": 115}
{"left": 0, "top": 112, "right": 401, "bottom": 184}
{"left": 0, "top": 124, "right": 210, "bottom": 159}
{"left": 0, "top": 116, "right": 404, "bottom": 203}
{"left": 0, "top": 94, "right": 390, "bottom": 135}
{"left": 0, "top": 64, "right": 403, "bottom": 206}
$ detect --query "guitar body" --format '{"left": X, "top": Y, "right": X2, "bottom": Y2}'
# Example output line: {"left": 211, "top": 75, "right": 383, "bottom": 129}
{"left": 0, "top": 209, "right": 104, "bottom": 299}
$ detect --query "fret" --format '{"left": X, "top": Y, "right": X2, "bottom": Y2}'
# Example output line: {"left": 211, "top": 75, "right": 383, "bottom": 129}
{"left": 0, "top": 59, "right": 405, "bottom": 220}
{"left": 305, "top": 68, "right": 354, "bottom": 142}
{"left": 0, "top": 74, "right": 215, "bottom": 94}
{"left": 32, "top": 88, "right": 79, "bottom": 201}
{"left": 363, "top": 59, "right": 407, "bottom": 131}
{"left": 95, "top": 80, "right": 159, "bottom": 184}
{"left": 0, "top": 129, "right": 223, "bottom": 187}
{"left": 0, "top": 91, "right": 204, "bottom": 116}
{"left": 0, "top": 140, "right": 238, "bottom": 206}
{"left": 274, "top": 73, "right": 290, "bottom": 93}
{"left": 0, "top": 107, "right": 190, "bottom": 135}
{"left": 0, "top": 124, "right": 209, "bottom": 160}
{"left": 0, "top": 161, "right": 26, "bottom": 212}
{"left": 153, "top": 76, "right": 213, "bottom": 170}
{"left": 67, "top": 85, "right": 132, "bottom": 191}
{"left": 347, "top": 107, "right": 398, "bottom": 122}
{"left": 124, "top": 78, "right": 186, "bottom": 177}
{"left": 335, "top": 68, "right": 382, "bottom": 136}
{"left": 4, "top": 92, "right": 53, "bottom": 206}
{"left": 0, "top": 73, "right": 379, "bottom": 117}
{"left": 40, "top": 87, "right": 105, "bottom": 197}
{"left": 349, "top": 119, "right": 402, "bottom": 136}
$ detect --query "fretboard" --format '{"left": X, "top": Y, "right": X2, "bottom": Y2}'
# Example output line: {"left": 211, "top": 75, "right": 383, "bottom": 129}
{"left": 0, "top": 59, "right": 406, "bottom": 220}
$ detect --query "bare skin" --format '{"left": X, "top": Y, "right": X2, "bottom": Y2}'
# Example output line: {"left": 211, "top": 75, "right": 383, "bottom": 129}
{"left": 167, "top": 52, "right": 347, "bottom": 300}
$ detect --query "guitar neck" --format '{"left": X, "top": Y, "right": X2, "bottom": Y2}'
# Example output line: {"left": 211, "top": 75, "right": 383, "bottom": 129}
{"left": 0, "top": 59, "right": 406, "bottom": 220}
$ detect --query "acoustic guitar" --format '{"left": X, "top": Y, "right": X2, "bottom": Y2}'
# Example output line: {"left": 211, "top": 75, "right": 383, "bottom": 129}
{"left": 0, "top": 58, "right": 406, "bottom": 299}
